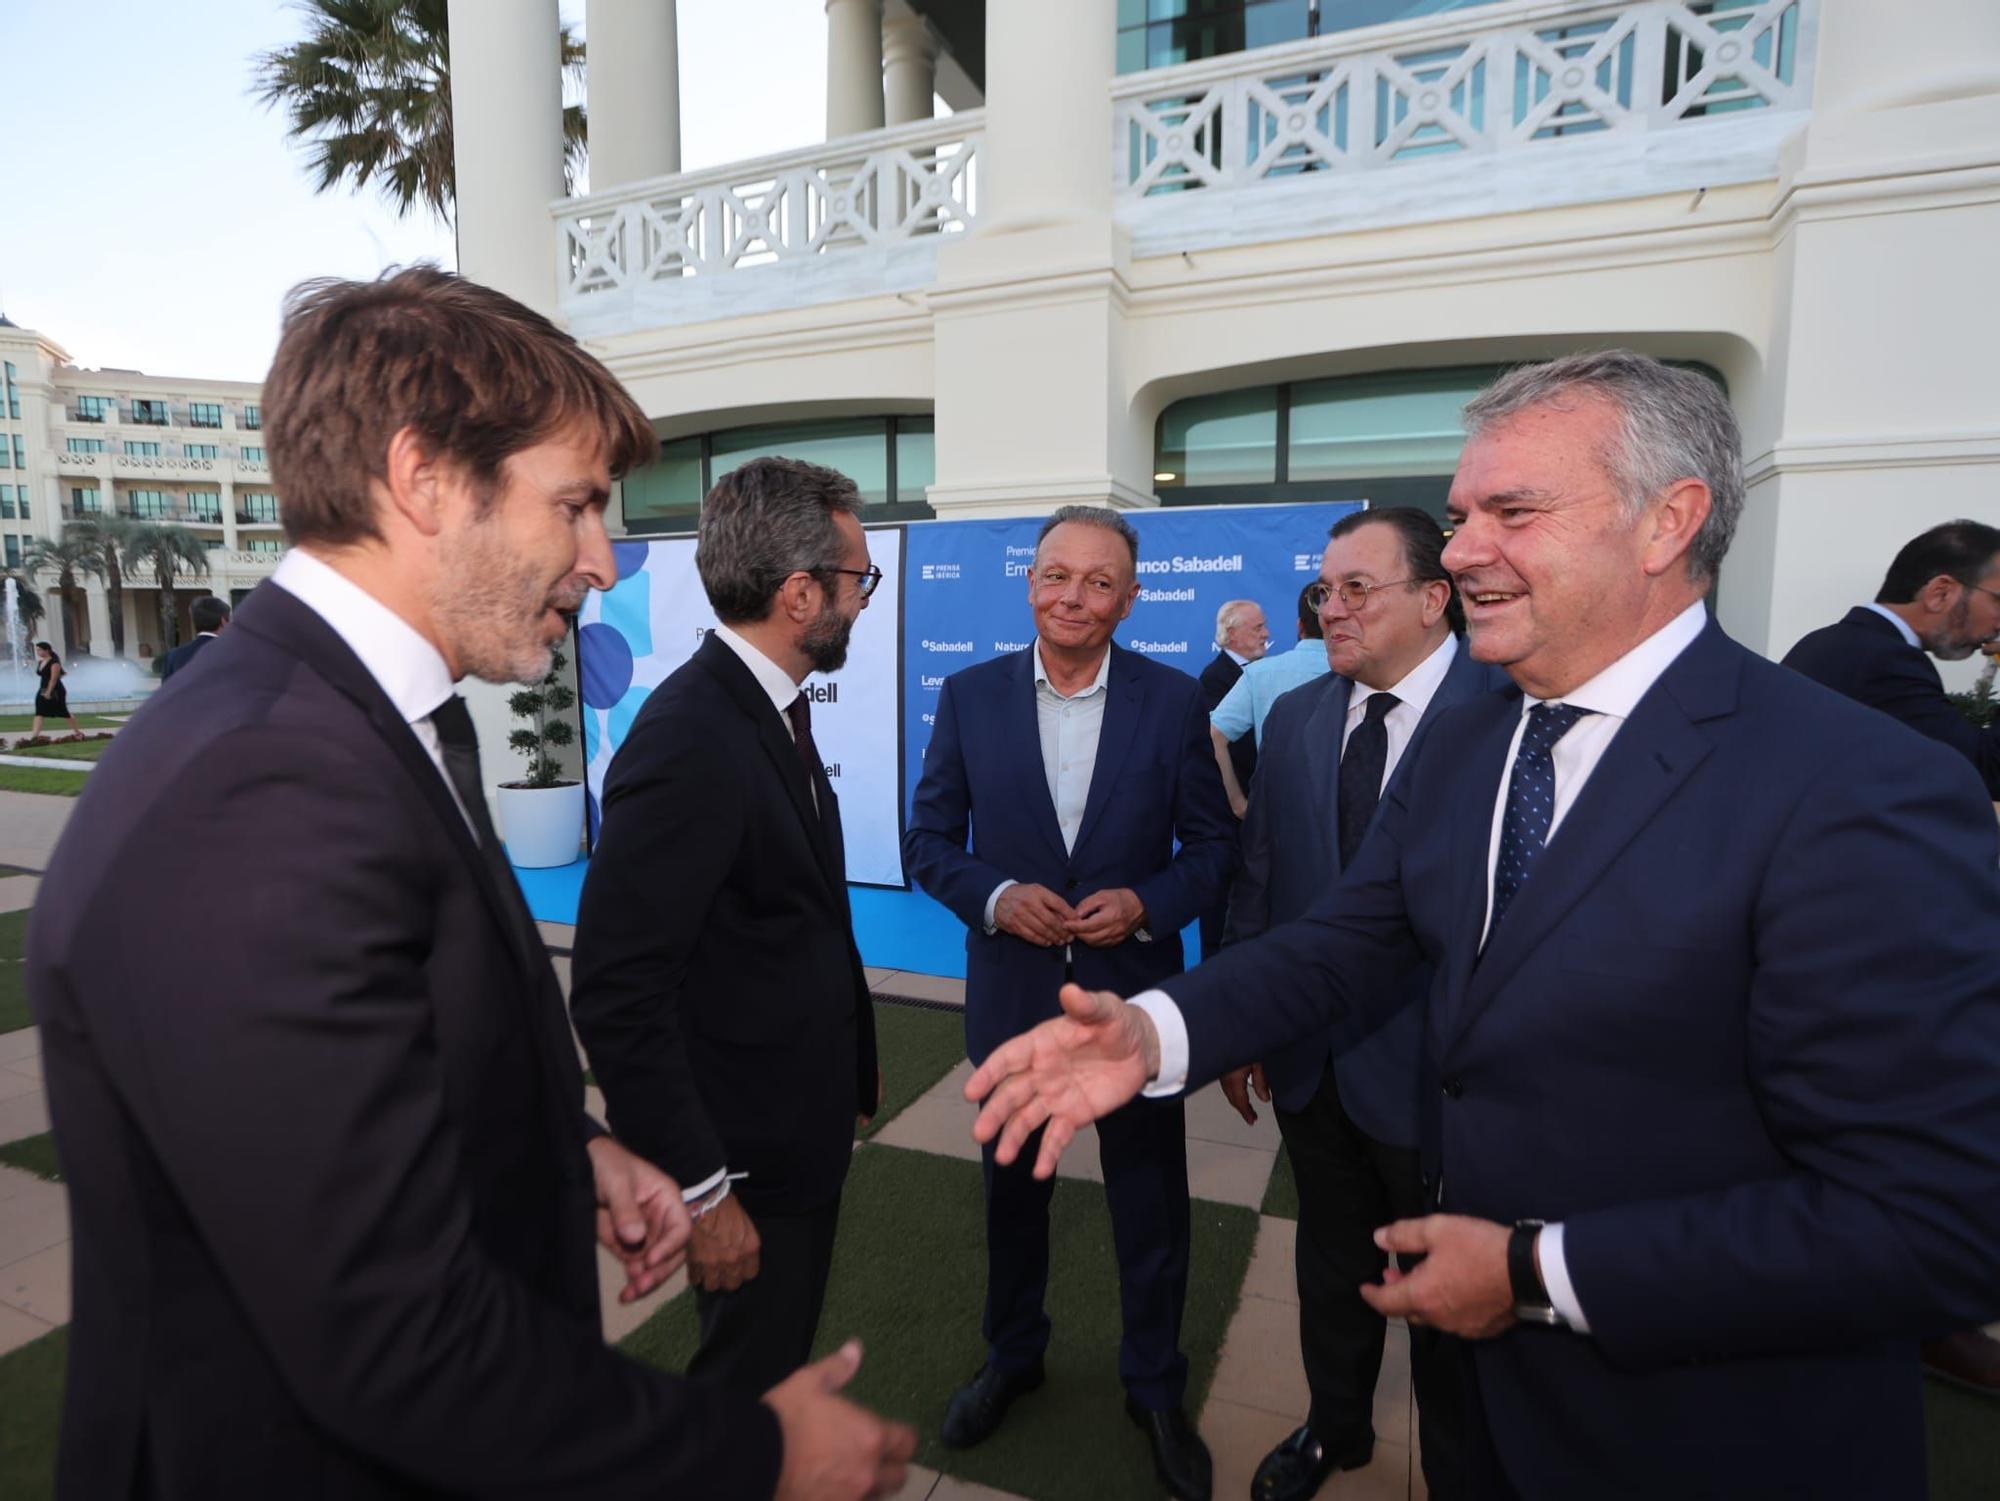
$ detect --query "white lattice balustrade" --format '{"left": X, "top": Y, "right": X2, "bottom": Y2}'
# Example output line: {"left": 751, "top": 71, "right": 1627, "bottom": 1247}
{"left": 1116, "top": 0, "right": 1813, "bottom": 198}
{"left": 556, "top": 113, "right": 981, "bottom": 327}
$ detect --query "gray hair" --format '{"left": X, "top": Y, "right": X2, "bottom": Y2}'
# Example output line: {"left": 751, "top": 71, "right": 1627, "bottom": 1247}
{"left": 1035, "top": 505, "right": 1140, "bottom": 571}
{"left": 1213, "top": 598, "right": 1258, "bottom": 646}
{"left": 1461, "top": 350, "right": 1743, "bottom": 585}
{"left": 696, "top": 456, "right": 863, "bottom": 624}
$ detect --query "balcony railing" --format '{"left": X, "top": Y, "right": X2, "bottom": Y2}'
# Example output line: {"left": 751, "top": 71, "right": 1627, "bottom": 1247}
{"left": 1116, "top": 0, "right": 1812, "bottom": 195}
{"left": 556, "top": 110, "right": 983, "bottom": 328}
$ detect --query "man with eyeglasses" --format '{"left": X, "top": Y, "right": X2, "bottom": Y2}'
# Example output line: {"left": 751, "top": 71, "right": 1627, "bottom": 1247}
{"left": 572, "top": 456, "right": 884, "bottom": 1397}
{"left": 1208, "top": 583, "right": 1331, "bottom": 818}
{"left": 1220, "top": 508, "right": 1502, "bottom": 1501}
{"left": 903, "top": 505, "right": 1234, "bottom": 1501}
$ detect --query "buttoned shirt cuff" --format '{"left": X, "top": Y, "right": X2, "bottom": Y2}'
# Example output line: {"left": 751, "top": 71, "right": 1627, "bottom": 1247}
{"left": 1539, "top": 1222, "right": 1591, "bottom": 1334}
{"left": 983, "top": 879, "right": 1018, "bottom": 935}
{"left": 679, "top": 1166, "right": 727, "bottom": 1205}
{"left": 1127, "top": 990, "right": 1190, "bottom": 1098}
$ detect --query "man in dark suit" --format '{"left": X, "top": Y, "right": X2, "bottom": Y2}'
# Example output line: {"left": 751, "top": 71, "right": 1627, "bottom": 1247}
{"left": 1783, "top": 519, "right": 2000, "bottom": 796}
{"left": 572, "top": 456, "right": 882, "bottom": 1397}
{"left": 158, "top": 594, "right": 229, "bottom": 680}
{"left": 1220, "top": 508, "right": 1495, "bottom": 1501}
{"left": 903, "top": 506, "right": 1235, "bottom": 1501}
{"left": 1195, "top": 599, "right": 1267, "bottom": 959}
{"left": 965, "top": 352, "right": 2000, "bottom": 1500}
{"left": 27, "top": 267, "right": 912, "bottom": 1501}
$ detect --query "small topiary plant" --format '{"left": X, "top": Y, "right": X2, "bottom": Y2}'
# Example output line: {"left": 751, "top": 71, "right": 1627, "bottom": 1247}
{"left": 505, "top": 644, "right": 579, "bottom": 788}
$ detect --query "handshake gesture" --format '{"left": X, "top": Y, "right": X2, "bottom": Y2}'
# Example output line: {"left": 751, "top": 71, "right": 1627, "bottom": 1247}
{"left": 994, "top": 882, "right": 1147, "bottom": 948}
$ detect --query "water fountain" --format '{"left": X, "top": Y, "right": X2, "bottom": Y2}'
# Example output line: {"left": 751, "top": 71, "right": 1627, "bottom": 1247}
{"left": 0, "top": 577, "right": 26, "bottom": 704}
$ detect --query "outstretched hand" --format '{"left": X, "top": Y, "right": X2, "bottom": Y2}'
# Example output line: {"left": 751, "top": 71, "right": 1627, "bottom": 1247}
{"left": 964, "top": 983, "right": 1161, "bottom": 1179}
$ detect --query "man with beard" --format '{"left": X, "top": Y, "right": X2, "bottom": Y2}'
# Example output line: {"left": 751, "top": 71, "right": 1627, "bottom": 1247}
{"left": 27, "top": 269, "right": 912, "bottom": 1500}
{"left": 572, "top": 456, "right": 883, "bottom": 1396}
{"left": 1783, "top": 519, "right": 2000, "bottom": 799}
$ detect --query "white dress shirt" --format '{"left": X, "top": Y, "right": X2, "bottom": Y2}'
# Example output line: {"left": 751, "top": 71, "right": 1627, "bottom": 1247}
{"left": 1861, "top": 601, "right": 1923, "bottom": 651}
{"left": 982, "top": 642, "right": 1113, "bottom": 931}
{"left": 1132, "top": 600, "right": 1712, "bottom": 1335}
{"left": 1341, "top": 633, "right": 1459, "bottom": 789}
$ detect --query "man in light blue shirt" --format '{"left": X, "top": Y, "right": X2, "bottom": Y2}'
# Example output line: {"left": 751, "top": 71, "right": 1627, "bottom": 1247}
{"left": 1210, "top": 582, "right": 1329, "bottom": 815}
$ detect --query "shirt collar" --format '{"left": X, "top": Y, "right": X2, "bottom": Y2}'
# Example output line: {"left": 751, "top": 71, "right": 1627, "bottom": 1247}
{"left": 271, "top": 549, "right": 455, "bottom": 728}
{"left": 712, "top": 623, "right": 805, "bottom": 718}
{"left": 1525, "top": 599, "right": 1709, "bottom": 723}
{"left": 1351, "top": 632, "right": 1458, "bottom": 720}
{"left": 1033, "top": 641, "right": 1112, "bottom": 699}
{"left": 1862, "top": 601, "right": 1923, "bottom": 651}
{"left": 1223, "top": 648, "right": 1251, "bottom": 668}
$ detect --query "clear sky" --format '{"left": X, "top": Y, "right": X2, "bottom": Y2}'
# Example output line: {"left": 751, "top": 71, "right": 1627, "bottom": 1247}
{"left": 1, "top": 0, "right": 835, "bottom": 383}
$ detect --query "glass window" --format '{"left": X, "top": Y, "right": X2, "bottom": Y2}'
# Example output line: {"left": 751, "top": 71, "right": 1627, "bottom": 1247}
{"left": 241, "top": 493, "right": 280, "bottom": 523}
{"left": 620, "top": 436, "right": 703, "bottom": 529}
{"left": 183, "top": 444, "right": 220, "bottom": 460}
{"left": 67, "top": 438, "right": 107, "bottom": 454}
{"left": 131, "top": 399, "right": 170, "bottom": 426}
{"left": 0, "top": 486, "right": 14, "bottom": 519}
{"left": 711, "top": 419, "right": 890, "bottom": 506}
{"left": 189, "top": 402, "right": 223, "bottom": 429}
{"left": 1156, "top": 387, "right": 1279, "bottom": 487}
{"left": 240, "top": 446, "right": 264, "bottom": 463}
{"left": 247, "top": 538, "right": 283, "bottom": 556}
{"left": 71, "top": 487, "right": 101, "bottom": 515}
{"left": 124, "top": 442, "right": 161, "bottom": 458}
{"left": 10, "top": 436, "right": 21, "bottom": 469}
{"left": 186, "top": 492, "right": 223, "bottom": 523}
{"left": 4, "top": 359, "right": 18, "bottom": 420}
{"left": 0, "top": 440, "right": 8, "bottom": 470}
{"left": 16, "top": 489, "right": 27, "bottom": 521}
{"left": 129, "top": 489, "right": 171, "bottom": 518}
{"left": 3, "top": 537, "right": 18, "bottom": 569}
{"left": 203, "top": 539, "right": 225, "bottom": 552}
{"left": 242, "top": 404, "right": 262, "bottom": 431}
{"left": 1289, "top": 367, "right": 1488, "bottom": 480}
{"left": 75, "top": 395, "right": 113, "bottom": 422}
{"left": 895, "top": 418, "right": 935, "bottom": 505}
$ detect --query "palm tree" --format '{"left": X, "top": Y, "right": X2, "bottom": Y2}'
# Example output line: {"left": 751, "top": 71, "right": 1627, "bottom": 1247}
{"left": 251, "top": 0, "right": 588, "bottom": 225}
{"left": 122, "top": 525, "right": 211, "bottom": 656}
{"left": 24, "top": 533, "right": 106, "bottom": 652}
{"left": 68, "top": 514, "right": 142, "bottom": 659}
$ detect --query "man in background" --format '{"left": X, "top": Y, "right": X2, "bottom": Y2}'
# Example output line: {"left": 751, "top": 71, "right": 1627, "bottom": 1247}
{"left": 903, "top": 505, "right": 1234, "bottom": 1501}
{"left": 1196, "top": 598, "right": 1268, "bottom": 958}
{"left": 1210, "top": 583, "right": 1329, "bottom": 817}
{"left": 160, "top": 595, "right": 229, "bottom": 680}
{"left": 572, "top": 456, "right": 883, "bottom": 1397}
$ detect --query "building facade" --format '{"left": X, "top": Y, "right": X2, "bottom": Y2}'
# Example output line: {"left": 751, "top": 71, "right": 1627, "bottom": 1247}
{"left": 0, "top": 315, "right": 281, "bottom": 662}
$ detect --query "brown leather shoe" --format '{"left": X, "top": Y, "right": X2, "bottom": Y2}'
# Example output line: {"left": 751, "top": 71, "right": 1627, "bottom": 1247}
{"left": 1922, "top": 1330, "right": 2000, "bottom": 1391}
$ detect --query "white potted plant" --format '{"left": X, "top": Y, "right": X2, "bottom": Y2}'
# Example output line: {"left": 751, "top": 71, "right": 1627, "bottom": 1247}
{"left": 496, "top": 639, "right": 586, "bottom": 868}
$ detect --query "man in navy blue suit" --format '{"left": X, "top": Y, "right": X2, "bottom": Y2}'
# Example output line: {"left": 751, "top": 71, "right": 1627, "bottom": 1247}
{"left": 1221, "top": 507, "right": 1498, "bottom": 1501}
{"left": 1783, "top": 519, "right": 2000, "bottom": 797}
{"left": 903, "top": 506, "right": 1234, "bottom": 1501}
{"left": 962, "top": 353, "right": 2000, "bottom": 1500}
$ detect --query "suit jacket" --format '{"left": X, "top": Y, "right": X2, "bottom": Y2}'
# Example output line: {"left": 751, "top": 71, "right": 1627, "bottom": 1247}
{"left": 570, "top": 632, "right": 877, "bottom": 1218}
{"left": 1223, "top": 638, "right": 1505, "bottom": 1143}
{"left": 158, "top": 630, "right": 217, "bottom": 682}
{"left": 1197, "top": 649, "right": 1257, "bottom": 791}
{"left": 27, "top": 583, "right": 778, "bottom": 1500}
{"left": 1165, "top": 621, "right": 2000, "bottom": 1499}
{"left": 903, "top": 642, "right": 1235, "bottom": 1063}
{"left": 1782, "top": 604, "right": 2000, "bottom": 796}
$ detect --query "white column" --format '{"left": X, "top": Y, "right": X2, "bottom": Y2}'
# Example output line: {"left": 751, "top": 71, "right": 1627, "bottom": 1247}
{"left": 978, "top": 0, "right": 1116, "bottom": 231}
{"left": 84, "top": 583, "right": 110, "bottom": 659}
{"left": 448, "top": 0, "right": 564, "bottom": 313}
{"left": 826, "top": 0, "right": 885, "bottom": 139}
{"left": 585, "top": 0, "right": 682, "bottom": 188}
{"left": 882, "top": 14, "right": 938, "bottom": 126}
{"left": 221, "top": 478, "right": 239, "bottom": 552}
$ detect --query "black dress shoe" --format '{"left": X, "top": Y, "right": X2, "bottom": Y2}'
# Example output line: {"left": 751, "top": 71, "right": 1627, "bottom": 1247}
{"left": 1125, "top": 1397, "right": 1213, "bottom": 1501}
{"left": 940, "top": 1361, "right": 1044, "bottom": 1449}
{"left": 1250, "top": 1424, "right": 1375, "bottom": 1501}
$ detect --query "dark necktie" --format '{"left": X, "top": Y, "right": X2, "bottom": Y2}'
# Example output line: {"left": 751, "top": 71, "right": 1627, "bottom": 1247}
{"left": 1336, "top": 691, "right": 1398, "bottom": 869}
{"left": 785, "top": 694, "right": 824, "bottom": 818}
{"left": 429, "top": 693, "right": 526, "bottom": 887}
{"left": 1488, "top": 702, "right": 1594, "bottom": 936}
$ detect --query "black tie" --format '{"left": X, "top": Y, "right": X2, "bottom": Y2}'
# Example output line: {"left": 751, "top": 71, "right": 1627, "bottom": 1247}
{"left": 429, "top": 694, "right": 524, "bottom": 882}
{"left": 785, "top": 694, "right": 825, "bottom": 820}
{"left": 1336, "top": 691, "right": 1398, "bottom": 868}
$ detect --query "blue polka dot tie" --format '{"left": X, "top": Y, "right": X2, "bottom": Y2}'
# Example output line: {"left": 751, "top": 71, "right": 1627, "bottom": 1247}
{"left": 1489, "top": 702, "right": 1594, "bottom": 936}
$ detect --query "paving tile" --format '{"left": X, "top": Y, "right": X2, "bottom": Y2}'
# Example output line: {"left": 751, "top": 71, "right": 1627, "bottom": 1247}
{"left": 0, "top": 1299, "right": 55, "bottom": 1359}
{"left": 1184, "top": 1077, "right": 1284, "bottom": 1152}
{"left": 1201, "top": 1397, "right": 1302, "bottom": 1501}
{"left": 0, "top": 1089, "right": 51, "bottom": 1147}
{"left": 0, "top": 1165, "right": 69, "bottom": 1267}
{"left": 1240, "top": 1215, "right": 1299, "bottom": 1307}
{"left": 927, "top": 1473, "right": 1030, "bottom": 1501}
{"left": 0, "top": 1239, "right": 71, "bottom": 1326}
{"left": 0, "top": 874, "right": 40, "bottom": 912}
{"left": 0, "top": 1026, "right": 39, "bottom": 1064}
{"left": 1186, "top": 1137, "right": 1277, "bottom": 1211}
{"left": 877, "top": 971, "right": 964, "bottom": 1008}
{"left": 1373, "top": 1322, "right": 1412, "bottom": 1449}
{"left": 881, "top": 1461, "right": 939, "bottom": 1501}
{"left": 864, "top": 967, "right": 898, "bottom": 988}
{"left": 1207, "top": 1291, "right": 1309, "bottom": 1420}
{"left": 0, "top": 790, "right": 74, "bottom": 869}
{"left": 548, "top": 953, "right": 572, "bottom": 1000}
{"left": 596, "top": 1244, "right": 687, "bottom": 1345}
{"left": 536, "top": 920, "right": 576, "bottom": 951}
{"left": 0, "top": 1065, "right": 42, "bottom": 1102}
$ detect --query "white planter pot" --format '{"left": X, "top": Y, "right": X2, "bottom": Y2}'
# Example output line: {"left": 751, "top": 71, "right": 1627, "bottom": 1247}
{"left": 496, "top": 781, "right": 586, "bottom": 869}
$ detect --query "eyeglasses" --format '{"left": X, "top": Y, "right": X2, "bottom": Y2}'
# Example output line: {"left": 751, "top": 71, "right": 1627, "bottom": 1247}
{"left": 1307, "top": 577, "right": 1417, "bottom": 612}
{"left": 827, "top": 565, "right": 884, "bottom": 599}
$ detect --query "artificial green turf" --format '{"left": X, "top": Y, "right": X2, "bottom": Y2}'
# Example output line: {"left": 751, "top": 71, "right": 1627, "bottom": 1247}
{"left": 3, "top": 740, "right": 113, "bottom": 762}
{"left": 0, "top": 910, "right": 29, "bottom": 1034}
{"left": 0, "top": 714, "right": 120, "bottom": 733}
{"left": 0, "top": 866, "right": 35, "bottom": 878}
{"left": 623, "top": 1141, "right": 1260, "bottom": 1501}
{"left": 1262, "top": 1142, "right": 1298, "bottom": 1220}
{"left": 861, "top": 1001, "right": 964, "bottom": 1139}
{"left": 0, "top": 1325, "right": 64, "bottom": 1500}
{"left": 0, "top": 768, "right": 86, "bottom": 797}
{"left": 0, "top": 1131, "right": 60, "bottom": 1183}
{"left": 1927, "top": 1374, "right": 2000, "bottom": 1500}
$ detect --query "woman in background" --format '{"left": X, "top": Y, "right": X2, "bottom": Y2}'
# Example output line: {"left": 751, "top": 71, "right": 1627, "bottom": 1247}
{"left": 31, "top": 642, "right": 84, "bottom": 740}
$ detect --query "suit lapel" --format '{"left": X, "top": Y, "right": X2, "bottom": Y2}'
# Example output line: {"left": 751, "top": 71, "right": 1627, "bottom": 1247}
{"left": 1073, "top": 645, "right": 1142, "bottom": 858}
{"left": 1007, "top": 650, "right": 1071, "bottom": 866}
{"left": 1306, "top": 677, "right": 1353, "bottom": 873}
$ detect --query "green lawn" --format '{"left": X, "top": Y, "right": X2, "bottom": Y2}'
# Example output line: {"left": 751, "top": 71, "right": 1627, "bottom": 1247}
{"left": 0, "top": 1132, "right": 59, "bottom": 1182}
{"left": 3, "top": 740, "right": 113, "bottom": 763}
{"left": 861, "top": 1000, "right": 964, "bottom": 1140}
{"left": 0, "top": 768, "right": 87, "bottom": 798}
{"left": 0, "top": 910, "right": 29, "bottom": 1034}
{"left": 0, "top": 714, "right": 121, "bottom": 734}
{"left": 622, "top": 1141, "right": 1259, "bottom": 1501}
{"left": 0, "top": 1326, "right": 65, "bottom": 1500}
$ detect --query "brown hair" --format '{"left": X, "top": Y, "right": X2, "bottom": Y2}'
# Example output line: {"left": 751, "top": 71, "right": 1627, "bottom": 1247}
{"left": 264, "top": 265, "right": 657, "bottom": 547}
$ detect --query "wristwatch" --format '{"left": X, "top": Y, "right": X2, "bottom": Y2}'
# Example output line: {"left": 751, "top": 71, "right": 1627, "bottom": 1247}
{"left": 1509, "top": 1219, "right": 1567, "bottom": 1327}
